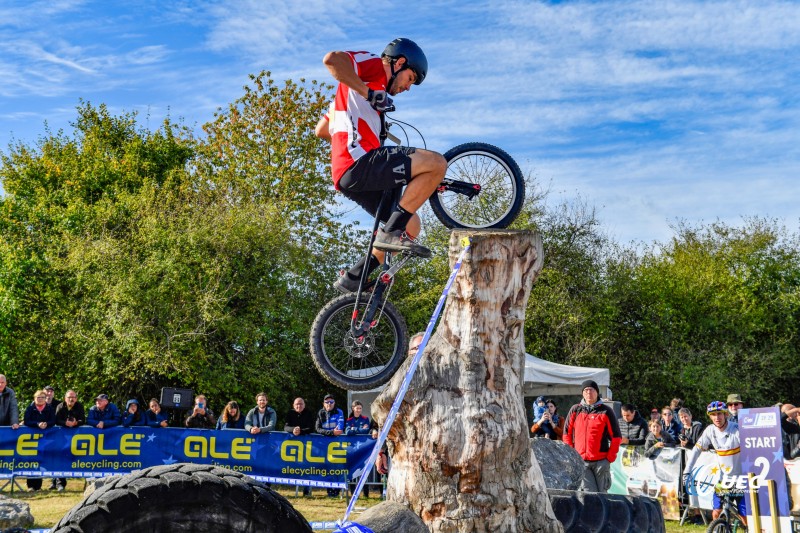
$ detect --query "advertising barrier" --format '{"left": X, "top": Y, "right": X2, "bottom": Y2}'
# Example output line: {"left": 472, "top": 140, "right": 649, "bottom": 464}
{"left": 0, "top": 426, "right": 375, "bottom": 489}
{"left": 611, "top": 445, "right": 681, "bottom": 520}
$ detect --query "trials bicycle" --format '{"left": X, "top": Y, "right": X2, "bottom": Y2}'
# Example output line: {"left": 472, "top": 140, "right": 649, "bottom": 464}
{"left": 309, "top": 105, "right": 525, "bottom": 391}
{"left": 706, "top": 489, "right": 748, "bottom": 533}
{"left": 688, "top": 479, "right": 748, "bottom": 533}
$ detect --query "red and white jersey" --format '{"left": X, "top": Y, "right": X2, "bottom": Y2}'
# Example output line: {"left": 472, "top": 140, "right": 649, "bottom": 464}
{"left": 329, "top": 51, "right": 387, "bottom": 187}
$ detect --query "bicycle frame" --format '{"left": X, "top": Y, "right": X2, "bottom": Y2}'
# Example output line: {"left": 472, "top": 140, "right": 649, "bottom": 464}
{"left": 720, "top": 495, "right": 747, "bottom": 532}
{"left": 349, "top": 107, "right": 404, "bottom": 339}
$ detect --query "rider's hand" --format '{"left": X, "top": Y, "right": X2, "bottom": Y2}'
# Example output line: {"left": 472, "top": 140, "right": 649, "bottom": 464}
{"left": 367, "top": 89, "right": 391, "bottom": 112}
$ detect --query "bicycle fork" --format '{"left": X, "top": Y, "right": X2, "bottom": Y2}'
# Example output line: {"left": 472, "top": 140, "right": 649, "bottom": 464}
{"left": 350, "top": 189, "right": 411, "bottom": 339}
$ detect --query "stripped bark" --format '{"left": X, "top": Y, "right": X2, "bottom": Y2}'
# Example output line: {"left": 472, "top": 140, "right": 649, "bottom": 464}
{"left": 373, "top": 230, "right": 563, "bottom": 532}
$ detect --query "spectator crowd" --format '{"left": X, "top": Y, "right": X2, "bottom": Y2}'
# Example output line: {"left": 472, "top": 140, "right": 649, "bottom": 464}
{"left": 3, "top": 360, "right": 798, "bottom": 513}
{"left": 532, "top": 381, "right": 800, "bottom": 522}
{"left": 0, "top": 373, "right": 381, "bottom": 497}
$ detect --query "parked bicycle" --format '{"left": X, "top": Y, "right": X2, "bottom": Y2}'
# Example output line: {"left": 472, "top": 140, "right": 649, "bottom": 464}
{"left": 309, "top": 106, "right": 525, "bottom": 391}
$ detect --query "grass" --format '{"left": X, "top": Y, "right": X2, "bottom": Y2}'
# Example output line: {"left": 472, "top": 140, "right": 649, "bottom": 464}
{"left": 6, "top": 479, "right": 707, "bottom": 531}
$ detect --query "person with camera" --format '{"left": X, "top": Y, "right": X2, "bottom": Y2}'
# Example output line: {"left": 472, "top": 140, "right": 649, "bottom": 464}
{"left": 531, "top": 399, "right": 564, "bottom": 440}
{"left": 55, "top": 389, "right": 85, "bottom": 428}
{"left": 185, "top": 394, "right": 216, "bottom": 429}
{"left": 186, "top": 394, "right": 217, "bottom": 429}
{"left": 53, "top": 389, "right": 84, "bottom": 490}
{"left": 677, "top": 407, "right": 703, "bottom": 449}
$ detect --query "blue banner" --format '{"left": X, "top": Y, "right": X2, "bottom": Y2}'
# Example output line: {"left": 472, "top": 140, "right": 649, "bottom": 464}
{"left": 0, "top": 427, "right": 375, "bottom": 489}
{"left": 739, "top": 406, "right": 791, "bottom": 531}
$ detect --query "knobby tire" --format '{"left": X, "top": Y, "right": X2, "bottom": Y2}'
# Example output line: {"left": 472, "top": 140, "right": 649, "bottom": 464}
{"left": 51, "top": 463, "right": 311, "bottom": 533}
{"left": 309, "top": 293, "right": 408, "bottom": 391}
{"left": 430, "top": 142, "right": 525, "bottom": 229}
{"left": 706, "top": 517, "right": 732, "bottom": 533}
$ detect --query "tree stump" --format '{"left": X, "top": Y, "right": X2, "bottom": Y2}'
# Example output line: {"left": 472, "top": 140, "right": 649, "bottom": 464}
{"left": 373, "top": 230, "right": 563, "bottom": 533}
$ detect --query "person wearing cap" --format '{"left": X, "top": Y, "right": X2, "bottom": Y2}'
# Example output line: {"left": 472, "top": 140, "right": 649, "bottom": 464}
{"left": 649, "top": 408, "right": 660, "bottom": 422}
{"left": 316, "top": 394, "right": 345, "bottom": 497}
{"left": 726, "top": 394, "right": 744, "bottom": 424}
{"left": 87, "top": 394, "right": 122, "bottom": 429}
{"left": 44, "top": 385, "right": 59, "bottom": 410}
{"left": 563, "top": 380, "right": 622, "bottom": 493}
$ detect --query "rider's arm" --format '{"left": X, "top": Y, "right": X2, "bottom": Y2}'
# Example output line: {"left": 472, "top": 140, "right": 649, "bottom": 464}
{"left": 323, "top": 51, "right": 370, "bottom": 100}
{"left": 314, "top": 115, "right": 331, "bottom": 141}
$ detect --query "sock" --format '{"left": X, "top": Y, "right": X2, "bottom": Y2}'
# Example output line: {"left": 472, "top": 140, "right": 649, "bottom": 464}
{"left": 346, "top": 254, "right": 380, "bottom": 281}
{"left": 383, "top": 205, "right": 413, "bottom": 233}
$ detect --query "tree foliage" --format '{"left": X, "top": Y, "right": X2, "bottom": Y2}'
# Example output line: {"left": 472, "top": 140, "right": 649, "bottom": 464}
{"left": 2, "top": 73, "right": 799, "bottom": 420}
{"left": 0, "top": 73, "right": 357, "bottom": 414}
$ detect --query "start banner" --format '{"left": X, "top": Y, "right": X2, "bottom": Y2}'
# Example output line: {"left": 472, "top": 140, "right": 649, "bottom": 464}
{"left": 0, "top": 427, "right": 375, "bottom": 489}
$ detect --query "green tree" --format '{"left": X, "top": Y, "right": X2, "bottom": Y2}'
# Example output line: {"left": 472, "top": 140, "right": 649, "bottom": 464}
{"left": 0, "top": 73, "right": 360, "bottom": 414}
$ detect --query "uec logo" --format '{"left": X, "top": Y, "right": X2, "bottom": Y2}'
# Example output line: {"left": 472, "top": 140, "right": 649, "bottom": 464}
{"left": 281, "top": 441, "right": 348, "bottom": 464}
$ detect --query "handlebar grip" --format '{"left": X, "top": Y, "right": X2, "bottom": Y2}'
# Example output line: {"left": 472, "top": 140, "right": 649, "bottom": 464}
{"left": 385, "top": 104, "right": 396, "bottom": 113}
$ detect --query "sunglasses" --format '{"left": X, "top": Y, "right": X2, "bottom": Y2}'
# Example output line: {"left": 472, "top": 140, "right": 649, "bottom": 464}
{"left": 324, "top": 400, "right": 335, "bottom": 404}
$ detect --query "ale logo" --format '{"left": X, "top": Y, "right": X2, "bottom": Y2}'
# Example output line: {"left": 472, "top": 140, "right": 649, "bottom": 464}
{"left": 0, "top": 434, "right": 42, "bottom": 457}
{"left": 281, "top": 441, "right": 348, "bottom": 464}
{"left": 71, "top": 434, "right": 144, "bottom": 456}
{"left": 184, "top": 436, "right": 254, "bottom": 460}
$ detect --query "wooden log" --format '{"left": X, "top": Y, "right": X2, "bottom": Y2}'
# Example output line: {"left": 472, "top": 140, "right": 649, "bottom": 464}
{"left": 373, "top": 230, "right": 562, "bottom": 532}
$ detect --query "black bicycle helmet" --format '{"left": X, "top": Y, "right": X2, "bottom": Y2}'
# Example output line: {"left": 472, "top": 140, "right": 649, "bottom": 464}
{"left": 382, "top": 38, "right": 428, "bottom": 86}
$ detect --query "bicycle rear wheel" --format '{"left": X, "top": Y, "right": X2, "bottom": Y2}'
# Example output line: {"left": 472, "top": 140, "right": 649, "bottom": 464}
{"left": 430, "top": 142, "right": 525, "bottom": 229}
{"left": 706, "top": 517, "right": 732, "bottom": 533}
{"left": 309, "top": 293, "right": 408, "bottom": 391}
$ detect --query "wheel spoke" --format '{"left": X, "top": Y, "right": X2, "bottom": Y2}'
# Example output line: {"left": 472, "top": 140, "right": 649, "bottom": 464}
{"left": 320, "top": 300, "right": 399, "bottom": 381}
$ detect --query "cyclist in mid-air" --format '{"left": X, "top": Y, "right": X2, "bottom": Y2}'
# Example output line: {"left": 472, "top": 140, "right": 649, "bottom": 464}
{"left": 315, "top": 38, "right": 446, "bottom": 294}
{"left": 683, "top": 401, "right": 746, "bottom": 522}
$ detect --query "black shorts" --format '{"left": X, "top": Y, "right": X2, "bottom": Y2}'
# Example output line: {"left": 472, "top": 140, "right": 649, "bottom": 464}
{"left": 339, "top": 146, "right": 416, "bottom": 222}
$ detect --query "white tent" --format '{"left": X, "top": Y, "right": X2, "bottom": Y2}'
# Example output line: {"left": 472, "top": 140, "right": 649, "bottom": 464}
{"left": 522, "top": 354, "right": 610, "bottom": 398}
{"left": 349, "top": 354, "right": 610, "bottom": 420}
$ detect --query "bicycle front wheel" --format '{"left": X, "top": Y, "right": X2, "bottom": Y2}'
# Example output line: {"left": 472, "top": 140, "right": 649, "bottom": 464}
{"left": 706, "top": 517, "right": 732, "bottom": 533}
{"left": 430, "top": 142, "right": 525, "bottom": 229}
{"left": 309, "top": 293, "right": 408, "bottom": 391}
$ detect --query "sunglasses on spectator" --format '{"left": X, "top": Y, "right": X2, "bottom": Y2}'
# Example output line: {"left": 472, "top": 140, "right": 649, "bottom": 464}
{"left": 324, "top": 400, "right": 335, "bottom": 404}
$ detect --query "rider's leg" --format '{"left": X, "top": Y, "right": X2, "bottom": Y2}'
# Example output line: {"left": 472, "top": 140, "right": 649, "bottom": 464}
{"left": 376, "top": 150, "right": 445, "bottom": 256}
{"left": 383, "top": 150, "right": 445, "bottom": 233}
{"left": 371, "top": 213, "right": 419, "bottom": 262}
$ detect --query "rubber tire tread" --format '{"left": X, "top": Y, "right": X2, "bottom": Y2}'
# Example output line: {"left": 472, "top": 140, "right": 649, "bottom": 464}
{"left": 51, "top": 463, "right": 312, "bottom": 533}
{"left": 547, "top": 489, "right": 666, "bottom": 533}
{"left": 309, "top": 293, "right": 408, "bottom": 391}
{"left": 706, "top": 517, "right": 732, "bottom": 533}
{"left": 430, "top": 142, "right": 525, "bottom": 229}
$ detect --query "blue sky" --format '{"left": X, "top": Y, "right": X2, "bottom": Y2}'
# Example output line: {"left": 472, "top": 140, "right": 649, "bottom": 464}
{"left": 2, "top": 0, "right": 799, "bottom": 244}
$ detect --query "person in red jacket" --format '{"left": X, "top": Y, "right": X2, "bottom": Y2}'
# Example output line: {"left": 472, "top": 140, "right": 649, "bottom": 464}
{"left": 563, "top": 380, "right": 622, "bottom": 493}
